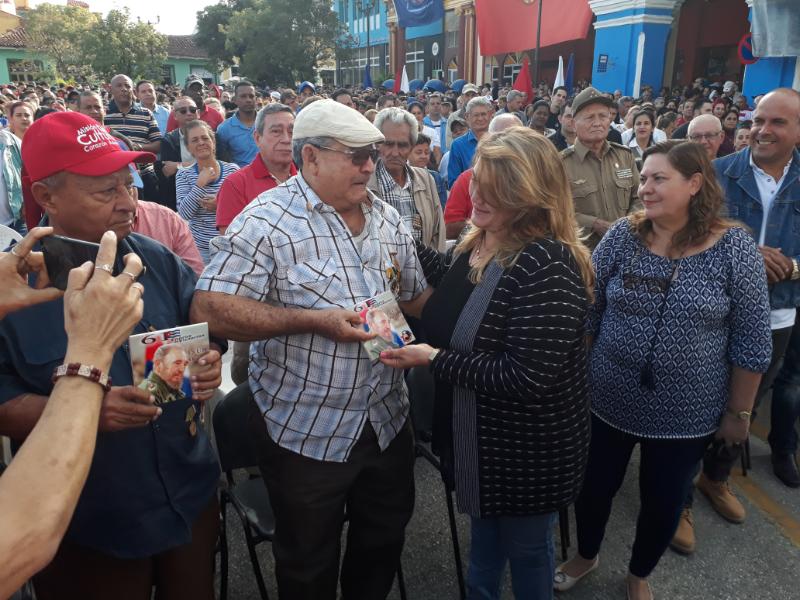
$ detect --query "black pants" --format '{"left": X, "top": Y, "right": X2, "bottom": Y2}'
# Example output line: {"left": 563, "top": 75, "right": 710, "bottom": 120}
{"left": 575, "top": 415, "right": 711, "bottom": 578}
{"left": 684, "top": 326, "right": 793, "bottom": 506}
{"left": 250, "top": 401, "right": 415, "bottom": 600}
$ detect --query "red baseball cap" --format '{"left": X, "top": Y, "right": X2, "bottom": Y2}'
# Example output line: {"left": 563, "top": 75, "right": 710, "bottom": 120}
{"left": 22, "top": 111, "right": 155, "bottom": 183}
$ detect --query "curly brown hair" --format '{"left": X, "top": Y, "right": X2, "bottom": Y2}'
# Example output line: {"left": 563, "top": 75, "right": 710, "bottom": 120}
{"left": 630, "top": 140, "right": 736, "bottom": 251}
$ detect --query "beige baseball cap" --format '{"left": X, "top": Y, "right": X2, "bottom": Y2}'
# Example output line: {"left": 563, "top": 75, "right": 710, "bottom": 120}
{"left": 293, "top": 99, "right": 384, "bottom": 147}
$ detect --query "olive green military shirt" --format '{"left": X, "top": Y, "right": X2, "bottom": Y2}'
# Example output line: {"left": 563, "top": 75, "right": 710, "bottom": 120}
{"left": 138, "top": 371, "right": 186, "bottom": 406}
{"left": 562, "top": 139, "right": 640, "bottom": 248}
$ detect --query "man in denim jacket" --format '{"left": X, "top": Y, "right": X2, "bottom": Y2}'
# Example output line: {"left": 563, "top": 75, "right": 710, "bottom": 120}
{"left": 673, "top": 89, "right": 800, "bottom": 555}
{"left": 714, "top": 90, "right": 800, "bottom": 492}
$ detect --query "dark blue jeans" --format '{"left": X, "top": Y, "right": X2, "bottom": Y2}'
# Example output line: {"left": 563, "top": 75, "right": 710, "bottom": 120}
{"left": 467, "top": 512, "right": 557, "bottom": 600}
{"left": 770, "top": 322, "right": 800, "bottom": 455}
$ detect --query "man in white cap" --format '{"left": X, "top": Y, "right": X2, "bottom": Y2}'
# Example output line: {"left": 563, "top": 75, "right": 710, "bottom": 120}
{"left": 192, "top": 99, "right": 428, "bottom": 600}
{"left": 445, "top": 82, "right": 480, "bottom": 149}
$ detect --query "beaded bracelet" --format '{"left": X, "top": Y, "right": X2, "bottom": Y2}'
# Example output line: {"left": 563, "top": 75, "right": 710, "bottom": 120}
{"left": 52, "top": 363, "right": 112, "bottom": 393}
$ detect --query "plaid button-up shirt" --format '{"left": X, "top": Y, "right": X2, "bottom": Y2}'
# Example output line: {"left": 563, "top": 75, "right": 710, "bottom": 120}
{"left": 375, "top": 161, "right": 421, "bottom": 243}
{"left": 197, "top": 174, "right": 426, "bottom": 462}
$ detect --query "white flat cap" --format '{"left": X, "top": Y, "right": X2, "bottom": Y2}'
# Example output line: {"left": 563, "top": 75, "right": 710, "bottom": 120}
{"left": 293, "top": 99, "right": 384, "bottom": 147}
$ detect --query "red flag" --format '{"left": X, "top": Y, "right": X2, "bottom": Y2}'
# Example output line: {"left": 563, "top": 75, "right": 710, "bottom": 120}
{"left": 512, "top": 56, "right": 534, "bottom": 105}
{"left": 393, "top": 66, "right": 402, "bottom": 94}
{"left": 475, "top": 0, "right": 592, "bottom": 56}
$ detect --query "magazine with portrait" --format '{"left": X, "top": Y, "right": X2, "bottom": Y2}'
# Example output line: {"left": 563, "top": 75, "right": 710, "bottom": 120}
{"left": 354, "top": 291, "right": 415, "bottom": 360}
{"left": 129, "top": 323, "right": 210, "bottom": 407}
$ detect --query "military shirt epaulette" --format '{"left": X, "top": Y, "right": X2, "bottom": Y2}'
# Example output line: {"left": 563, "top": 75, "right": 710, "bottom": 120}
{"left": 561, "top": 146, "right": 576, "bottom": 158}
{"left": 609, "top": 142, "right": 635, "bottom": 155}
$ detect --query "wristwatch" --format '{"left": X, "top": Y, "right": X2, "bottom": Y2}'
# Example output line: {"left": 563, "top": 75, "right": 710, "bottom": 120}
{"left": 791, "top": 259, "right": 800, "bottom": 281}
{"left": 726, "top": 407, "right": 752, "bottom": 421}
{"left": 428, "top": 348, "right": 441, "bottom": 364}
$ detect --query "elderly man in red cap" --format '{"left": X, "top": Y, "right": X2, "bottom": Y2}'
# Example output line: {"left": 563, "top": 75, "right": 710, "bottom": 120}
{"left": 0, "top": 111, "right": 223, "bottom": 600}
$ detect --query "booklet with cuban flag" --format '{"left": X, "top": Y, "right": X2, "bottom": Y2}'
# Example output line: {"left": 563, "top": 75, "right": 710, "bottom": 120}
{"left": 354, "top": 291, "right": 415, "bottom": 360}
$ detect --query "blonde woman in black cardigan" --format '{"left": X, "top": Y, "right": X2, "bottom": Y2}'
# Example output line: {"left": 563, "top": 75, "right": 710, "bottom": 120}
{"left": 383, "top": 127, "right": 593, "bottom": 600}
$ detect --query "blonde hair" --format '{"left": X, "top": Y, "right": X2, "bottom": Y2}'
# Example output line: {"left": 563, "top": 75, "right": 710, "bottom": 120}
{"left": 457, "top": 127, "right": 594, "bottom": 300}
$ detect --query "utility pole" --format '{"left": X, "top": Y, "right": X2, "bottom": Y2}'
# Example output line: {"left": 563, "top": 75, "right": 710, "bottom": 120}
{"left": 533, "top": 0, "right": 543, "bottom": 90}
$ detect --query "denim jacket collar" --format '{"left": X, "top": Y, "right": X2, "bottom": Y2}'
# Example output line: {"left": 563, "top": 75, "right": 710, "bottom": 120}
{"left": 722, "top": 147, "right": 800, "bottom": 205}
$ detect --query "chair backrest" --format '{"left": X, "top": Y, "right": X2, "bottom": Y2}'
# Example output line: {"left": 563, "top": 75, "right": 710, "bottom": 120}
{"left": 0, "top": 224, "right": 22, "bottom": 251}
{"left": 212, "top": 382, "right": 260, "bottom": 473}
{"left": 406, "top": 365, "right": 436, "bottom": 440}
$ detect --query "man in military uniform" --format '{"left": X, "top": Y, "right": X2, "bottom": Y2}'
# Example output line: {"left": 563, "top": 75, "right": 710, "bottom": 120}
{"left": 139, "top": 344, "right": 189, "bottom": 405}
{"left": 562, "top": 87, "right": 640, "bottom": 249}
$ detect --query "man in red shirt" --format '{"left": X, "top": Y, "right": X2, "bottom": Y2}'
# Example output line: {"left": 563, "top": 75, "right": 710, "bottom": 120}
{"left": 216, "top": 103, "right": 296, "bottom": 233}
{"left": 165, "top": 75, "right": 223, "bottom": 133}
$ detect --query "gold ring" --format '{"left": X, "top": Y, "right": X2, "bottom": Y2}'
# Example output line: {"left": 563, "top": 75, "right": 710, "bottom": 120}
{"left": 94, "top": 264, "right": 113, "bottom": 274}
{"left": 120, "top": 271, "right": 138, "bottom": 281}
{"left": 131, "top": 282, "right": 144, "bottom": 297}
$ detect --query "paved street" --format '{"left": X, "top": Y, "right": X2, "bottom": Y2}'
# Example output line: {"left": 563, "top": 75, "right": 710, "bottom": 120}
{"left": 216, "top": 356, "right": 800, "bottom": 600}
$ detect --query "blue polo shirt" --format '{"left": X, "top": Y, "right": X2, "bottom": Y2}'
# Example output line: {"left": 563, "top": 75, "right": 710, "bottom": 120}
{"left": 215, "top": 112, "right": 257, "bottom": 167}
{"left": 447, "top": 129, "right": 478, "bottom": 189}
{"left": 0, "top": 232, "right": 220, "bottom": 559}
{"left": 149, "top": 103, "right": 170, "bottom": 134}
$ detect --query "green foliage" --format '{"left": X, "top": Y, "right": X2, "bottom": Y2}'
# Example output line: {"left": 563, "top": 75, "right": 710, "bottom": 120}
{"left": 23, "top": 5, "right": 167, "bottom": 82}
{"left": 194, "top": 0, "right": 347, "bottom": 86}
{"left": 81, "top": 9, "right": 168, "bottom": 81}
{"left": 194, "top": 0, "right": 254, "bottom": 72}
{"left": 24, "top": 3, "right": 98, "bottom": 80}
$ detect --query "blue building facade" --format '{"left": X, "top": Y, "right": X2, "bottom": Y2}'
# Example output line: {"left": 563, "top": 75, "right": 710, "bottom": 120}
{"left": 587, "top": 0, "right": 798, "bottom": 100}
{"left": 334, "top": 0, "right": 444, "bottom": 87}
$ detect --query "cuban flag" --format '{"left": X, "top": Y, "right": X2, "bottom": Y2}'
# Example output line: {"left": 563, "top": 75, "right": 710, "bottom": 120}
{"left": 394, "top": 0, "right": 444, "bottom": 28}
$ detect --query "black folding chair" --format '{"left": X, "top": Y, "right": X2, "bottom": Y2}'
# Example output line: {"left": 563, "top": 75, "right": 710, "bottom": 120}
{"left": 213, "top": 383, "right": 274, "bottom": 600}
{"left": 406, "top": 365, "right": 467, "bottom": 600}
{"left": 213, "top": 383, "right": 408, "bottom": 600}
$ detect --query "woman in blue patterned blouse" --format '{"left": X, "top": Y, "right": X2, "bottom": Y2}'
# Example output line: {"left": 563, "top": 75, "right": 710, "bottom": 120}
{"left": 554, "top": 141, "right": 772, "bottom": 600}
{"left": 175, "top": 120, "right": 238, "bottom": 264}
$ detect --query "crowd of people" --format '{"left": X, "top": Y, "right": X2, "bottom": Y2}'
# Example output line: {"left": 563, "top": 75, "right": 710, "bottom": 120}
{"left": 0, "top": 68, "right": 797, "bottom": 600}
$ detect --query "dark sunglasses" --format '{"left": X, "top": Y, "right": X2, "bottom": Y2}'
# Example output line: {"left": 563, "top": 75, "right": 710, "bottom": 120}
{"left": 176, "top": 107, "right": 199, "bottom": 114}
{"left": 313, "top": 144, "right": 379, "bottom": 167}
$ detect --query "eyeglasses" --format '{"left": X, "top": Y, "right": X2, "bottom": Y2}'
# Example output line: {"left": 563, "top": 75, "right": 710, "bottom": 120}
{"left": 381, "top": 140, "right": 411, "bottom": 150}
{"left": 689, "top": 132, "right": 721, "bottom": 142}
{"left": 313, "top": 144, "right": 379, "bottom": 167}
{"left": 176, "top": 107, "right": 199, "bottom": 114}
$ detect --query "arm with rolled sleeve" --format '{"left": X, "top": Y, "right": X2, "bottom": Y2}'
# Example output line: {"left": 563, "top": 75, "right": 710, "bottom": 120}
{"left": 726, "top": 228, "right": 772, "bottom": 373}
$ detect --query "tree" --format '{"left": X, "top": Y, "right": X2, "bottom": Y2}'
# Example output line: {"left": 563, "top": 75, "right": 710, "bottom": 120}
{"left": 194, "top": 0, "right": 254, "bottom": 73}
{"left": 24, "top": 3, "right": 98, "bottom": 80}
{"left": 81, "top": 9, "right": 168, "bottom": 81}
{"left": 220, "top": 0, "right": 347, "bottom": 85}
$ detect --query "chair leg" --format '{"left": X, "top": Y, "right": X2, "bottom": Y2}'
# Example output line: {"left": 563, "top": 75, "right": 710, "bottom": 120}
{"left": 558, "top": 507, "right": 571, "bottom": 562}
{"left": 740, "top": 435, "right": 752, "bottom": 476}
{"left": 219, "top": 497, "right": 229, "bottom": 600}
{"left": 243, "top": 525, "right": 270, "bottom": 600}
{"left": 396, "top": 560, "right": 408, "bottom": 600}
{"left": 444, "top": 487, "right": 467, "bottom": 600}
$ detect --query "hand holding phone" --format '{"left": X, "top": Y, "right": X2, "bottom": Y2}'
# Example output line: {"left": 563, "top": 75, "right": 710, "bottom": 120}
{"left": 41, "top": 235, "right": 104, "bottom": 291}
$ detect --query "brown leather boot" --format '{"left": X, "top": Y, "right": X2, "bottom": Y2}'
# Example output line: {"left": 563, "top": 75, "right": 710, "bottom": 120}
{"left": 669, "top": 507, "right": 695, "bottom": 555}
{"left": 696, "top": 472, "right": 746, "bottom": 523}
